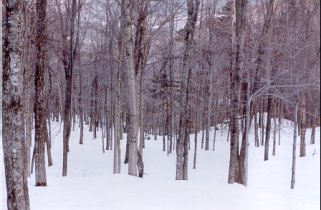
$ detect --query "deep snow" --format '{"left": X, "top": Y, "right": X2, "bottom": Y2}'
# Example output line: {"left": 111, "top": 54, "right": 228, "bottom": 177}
{"left": 1, "top": 119, "right": 320, "bottom": 210}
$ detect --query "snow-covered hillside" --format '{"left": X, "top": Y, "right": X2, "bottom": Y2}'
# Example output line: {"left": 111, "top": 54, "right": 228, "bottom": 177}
{"left": 1, "top": 120, "right": 320, "bottom": 210}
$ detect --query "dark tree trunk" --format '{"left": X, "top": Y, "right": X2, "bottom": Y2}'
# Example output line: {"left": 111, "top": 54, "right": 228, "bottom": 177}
{"left": 264, "top": 96, "right": 273, "bottom": 161}
{"left": 78, "top": 65, "right": 84, "bottom": 144}
{"left": 193, "top": 82, "right": 200, "bottom": 169}
{"left": 272, "top": 100, "right": 277, "bottom": 156}
{"left": 254, "top": 111, "right": 260, "bottom": 147}
{"left": 34, "top": 0, "right": 48, "bottom": 186}
{"left": 260, "top": 108, "right": 265, "bottom": 146}
{"left": 238, "top": 76, "right": 251, "bottom": 186}
{"left": 62, "top": 0, "right": 77, "bottom": 177}
{"left": 299, "top": 93, "right": 306, "bottom": 157}
{"left": 310, "top": 107, "right": 317, "bottom": 144}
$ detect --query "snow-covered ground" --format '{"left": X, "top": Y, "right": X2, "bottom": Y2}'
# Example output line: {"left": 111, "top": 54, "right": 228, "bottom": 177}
{"left": 1, "top": 119, "right": 320, "bottom": 210}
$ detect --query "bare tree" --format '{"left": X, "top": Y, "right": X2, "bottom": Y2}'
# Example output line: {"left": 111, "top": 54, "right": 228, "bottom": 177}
{"left": 60, "top": 0, "right": 79, "bottom": 177}
{"left": 34, "top": 0, "right": 48, "bottom": 186}
{"left": 2, "top": 0, "right": 30, "bottom": 208}
{"left": 122, "top": 0, "right": 139, "bottom": 176}
{"left": 176, "top": 0, "right": 200, "bottom": 180}
{"left": 291, "top": 103, "right": 299, "bottom": 189}
{"left": 227, "top": 0, "right": 247, "bottom": 185}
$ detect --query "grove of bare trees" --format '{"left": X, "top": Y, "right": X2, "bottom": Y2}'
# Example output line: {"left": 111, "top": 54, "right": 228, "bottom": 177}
{"left": 2, "top": 0, "right": 320, "bottom": 208}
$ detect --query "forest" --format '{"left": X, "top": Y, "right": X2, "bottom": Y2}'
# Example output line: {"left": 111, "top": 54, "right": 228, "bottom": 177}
{"left": 2, "top": 0, "right": 320, "bottom": 209}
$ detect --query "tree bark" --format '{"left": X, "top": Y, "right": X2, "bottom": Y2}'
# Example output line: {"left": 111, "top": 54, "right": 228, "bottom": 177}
{"left": 193, "top": 81, "right": 200, "bottom": 169}
{"left": 299, "top": 14, "right": 311, "bottom": 156}
{"left": 310, "top": 106, "right": 317, "bottom": 144}
{"left": 78, "top": 63, "right": 84, "bottom": 144}
{"left": 62, "top": 0, "right": 77, "bottom": 177}
{"left": 113, "top": 51, "right": 122, "bottom": 174}
{"left": 22, "top": 6, "right": 33, "bottom": 178}
{"left": 169, "top": 0, "right": 176, "bottom": 156}
{"left": 34, "top": 0, "right": 48, "bottom": 186}
{"left": 291, "top": 103, "right": 298, "bottom": 189}
{"left": 264, "top": 96, "right": 273, "bottom": 161}
{"left": 122, "top": 0, "right": 138, "bottom": 176}
{"left": 176, "top": 0, "right": 200, "bottom": 180}
{"left": 239, "top": 77, "right": 251, "bottom": 186}
{"left": 272, "top": 100, "right": 277, "bottom": 156}
{"left": 2, "top": 0, "right": 30, "bottom": 208}
{"left": 254, "top": 112, "right": 260, "bottom": 147}
{"left": 228, "top": 0, "right": 247, "bottom": 184}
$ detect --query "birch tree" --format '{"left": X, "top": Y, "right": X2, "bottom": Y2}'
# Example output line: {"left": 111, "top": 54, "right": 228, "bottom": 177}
{"left": 176, "top": 0, "right": 200, "bottom": 180}
{"left": 227, "top": 0, "right": 247, "bottom": 185}
{"left": 122, "top": 0, "right": 139, "bottom": 176}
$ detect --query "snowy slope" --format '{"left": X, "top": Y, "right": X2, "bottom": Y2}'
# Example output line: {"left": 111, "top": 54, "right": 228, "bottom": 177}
{"left": 1, "top": 120, "right": 320, "bottom": 210}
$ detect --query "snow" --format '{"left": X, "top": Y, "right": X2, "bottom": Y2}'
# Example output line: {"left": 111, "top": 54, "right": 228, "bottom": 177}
{"left": 1, "top": 119, "right": 320, "bottom": 210}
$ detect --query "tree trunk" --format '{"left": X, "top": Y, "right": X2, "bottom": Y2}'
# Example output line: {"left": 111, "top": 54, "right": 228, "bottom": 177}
{"left": 213, "top": 91, "right": 218, "bottom": 151}
{"left": 299, "top": 93, "right": 306, "bottom": 157}
{"left": 254, "top": 111, "right": 260, "bottom": 147}
{"left": 124, "top": 113, "right": 130, "bottom": 164}
{"left": 291, "top": 103, "right": 298, "bottom": 189}
{"left": 134, "top": 0, "right": 149, "bottom": 157}
{"left": 299, "top": 17, "right": 310, "bottom": 156}
{"left": 122, "top": 0, "right": 138, "bottom": 176}
{"left": 238, "top": 77, "right": 251, "bottom": 186}
{"left": 22, "top": 7, "right": 33, "bottom": 178}
{"left": 264, "top": 96, "right": 273, "bottom": 161}
{"left": 176, "top": 0, "right": 200, "bottom": 180}
{"left": 260, "top": 108, "right": 265, "bottom": 146}
{"left": 205, "top": 62, "right": 213, "bottom": 151}
{"left": 272, "top": 100, "right": 277, "bottom": 156}
{"left": 201, "top": 95, "right": 206, "bottom": 149}
{"left": 34, "top": 0, "right": 48, "bottom": 186}
{"left": 3, "top": 0, "right": 30, "bottom": 208}
{"left": 113, "top": 59, "right": 122, "bottom": 173}
{"left": 193, "top": 82, "right": 200, "bottom": 169}
{"left": 228, "top": 0, "right": 247, "bottom": 184}
{"left": 139, "top": 84, "right": 145, "bottom": 152}
{"left": 62, "top": 0, "right": 77, "bottom": 177}
{"left": 78, "top": 64, "right": 84, "bottom": 144}
{"left": 310, "top": 107, "right": 317, "bottom": 144}
{"left": 24, "top": 87, "right": 32, "bottom": 177}
{"left": 278, "top": 101, "right": 282, "bottom": 145}
{"left": 163, "top": 100, "right": 166, "bottom": 152}
{"left": 105, "top": 88, "right": 110, "bottom": 150}
{"left": 169, "top": 0, "right": 176, "bottom": 155}
{"left": 46, "top": 115, "right": 53, "bottom": 166}
{"left": 237, "top": 73, "right": 251, "bottom": 186}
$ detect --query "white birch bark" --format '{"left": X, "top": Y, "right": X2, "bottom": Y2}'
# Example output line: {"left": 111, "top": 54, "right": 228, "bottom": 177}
{"left": 122, "top": 0, "right": 138, "bottom": 176}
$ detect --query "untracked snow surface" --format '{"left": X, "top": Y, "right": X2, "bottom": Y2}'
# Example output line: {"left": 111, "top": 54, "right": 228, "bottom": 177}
{"left": 1, "top": 120, "right": 320, "bottom": 210}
